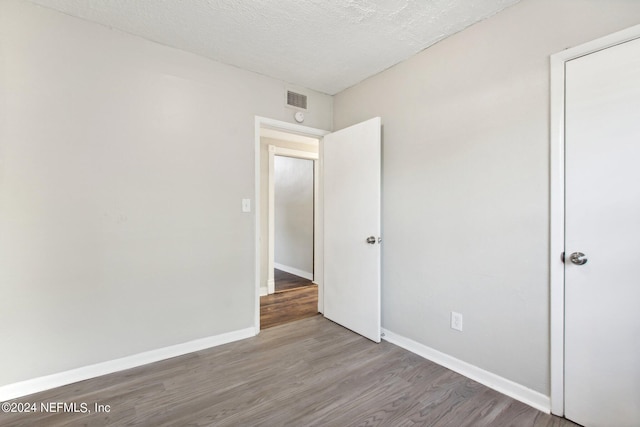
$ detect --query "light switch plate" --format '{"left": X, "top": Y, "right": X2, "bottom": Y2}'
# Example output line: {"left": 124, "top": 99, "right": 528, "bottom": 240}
{"left": 242, "top": 198, "right": 251, "bottom": 213}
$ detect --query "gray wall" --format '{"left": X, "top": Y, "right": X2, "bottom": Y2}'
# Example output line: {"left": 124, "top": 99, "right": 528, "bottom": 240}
{"left": 0, "top": 0, "right": 332, "bottom": 387}
{"left": 333, "top": 0, "right": 640, "bottom": 395}
{"left": 274, "top": 156, "right": 314, "bottom": 276}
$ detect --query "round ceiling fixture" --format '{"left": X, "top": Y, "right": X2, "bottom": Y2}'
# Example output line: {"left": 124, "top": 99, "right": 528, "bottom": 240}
{"left": 294, "top": 111, "right": 305, "bottom": 123}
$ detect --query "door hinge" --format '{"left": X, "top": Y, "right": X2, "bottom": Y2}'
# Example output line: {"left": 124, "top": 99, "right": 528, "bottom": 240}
{"left": 561, "top": 252, "right": 565, "bottom": 263}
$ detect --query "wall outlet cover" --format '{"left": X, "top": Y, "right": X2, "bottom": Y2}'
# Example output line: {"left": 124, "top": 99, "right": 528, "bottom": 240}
{"left": 451, "top": 311, "right": 463, "bottom": 332}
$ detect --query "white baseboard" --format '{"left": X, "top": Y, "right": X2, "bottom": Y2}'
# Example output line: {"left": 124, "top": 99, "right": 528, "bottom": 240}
{"left": 274, "top": 263, "right": 313, "bottom": 280}
{"left": 259, "top": 285, "right": 268, "bottom": 296}
{"left": 381, "top": 328, "right": 551, "bottom": 414}
{"left": 0, "top": 327, "right": 255, "bottom": 402}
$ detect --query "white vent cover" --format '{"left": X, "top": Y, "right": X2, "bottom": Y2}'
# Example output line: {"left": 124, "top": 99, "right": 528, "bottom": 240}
{"left": 286, "top": 90, "right": 307, "bottom": 110}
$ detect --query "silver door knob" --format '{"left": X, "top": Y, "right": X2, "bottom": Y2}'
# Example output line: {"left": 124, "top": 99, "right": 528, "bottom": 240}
{"left": 570, "top": 252, "right": 588, "bottom": 265}
{"left": 366, "top": 236, "right": 376, "bottom": 244}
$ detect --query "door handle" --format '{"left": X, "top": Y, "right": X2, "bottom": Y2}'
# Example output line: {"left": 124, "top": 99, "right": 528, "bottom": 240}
{"left": 569, "top": 252, "right": 588, "bottom": 265}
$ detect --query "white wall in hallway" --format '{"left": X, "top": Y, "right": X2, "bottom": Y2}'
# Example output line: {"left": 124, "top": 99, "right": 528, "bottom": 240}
{"left": 259, "top": 137, "right": 318, "bottom": 291}
{"left": 274, "top": 156, "right": 315, "bottom": 277}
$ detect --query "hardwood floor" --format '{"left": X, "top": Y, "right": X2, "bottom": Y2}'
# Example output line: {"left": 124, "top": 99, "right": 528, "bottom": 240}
{"left": 274, "top": 268, "right": 313, "bottom": 292}
{"left": 1, "top": 316, "right": 578, "bottom": 427}
{"left": 260, "top": 284, "right": 318, "bottom": 329}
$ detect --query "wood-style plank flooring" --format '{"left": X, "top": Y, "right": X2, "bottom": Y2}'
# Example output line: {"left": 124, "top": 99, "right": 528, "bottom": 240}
{"left": 1, "top": 316, "right": 578, "bottom": 427}
{"left": 274, "top": 268, "right": 314, "bottom": 292}
{"left": 260, "top": 284, "right": 318, "bottom": 329}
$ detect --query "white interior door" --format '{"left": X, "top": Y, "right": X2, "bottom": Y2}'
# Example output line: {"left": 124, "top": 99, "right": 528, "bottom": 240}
{"left": 564, "top": 37, "right": 640, "bottom": 427}
{"left": 323, "top": 117, "right": 381, "bottom": 343}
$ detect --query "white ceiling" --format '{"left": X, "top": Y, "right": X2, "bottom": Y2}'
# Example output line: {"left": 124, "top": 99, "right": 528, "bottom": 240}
{"left": 28, "top": 0, "right": 521, "bottom": 95}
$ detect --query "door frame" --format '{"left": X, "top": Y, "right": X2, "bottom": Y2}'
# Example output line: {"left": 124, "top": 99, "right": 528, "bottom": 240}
{"left": 549, "top": 23, "right": 640, "bottom": 416}
{"left": 254, "top": 116, "right": 330, "bottom": 333}
{"left": 267, "top": 145, "right": 319, "bottom": 294}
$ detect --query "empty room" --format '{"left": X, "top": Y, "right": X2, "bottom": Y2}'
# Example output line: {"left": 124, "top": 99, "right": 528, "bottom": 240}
{"left": 1, "top": 1, "right": 639, "bottom": 426}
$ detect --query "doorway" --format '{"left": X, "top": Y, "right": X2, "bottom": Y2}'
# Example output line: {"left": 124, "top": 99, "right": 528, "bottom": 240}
{"left": 273, "top": 154, "right": 314, "bottom": 290}
{"left": 254, "top": 118, "right": 329, "bottom": 331}
{"left": 550, "top": 25, "right": 640, "bottom": 425}
{"left": 263, "top": 140, "right": 318, "bottom": 329}
{"left": 266, "top": 145, "right": 319, "bottom": 295}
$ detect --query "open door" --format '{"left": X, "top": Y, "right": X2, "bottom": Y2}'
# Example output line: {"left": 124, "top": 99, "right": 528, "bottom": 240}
{"left": 323, "top": 117, "right": 381, "bottom": 343}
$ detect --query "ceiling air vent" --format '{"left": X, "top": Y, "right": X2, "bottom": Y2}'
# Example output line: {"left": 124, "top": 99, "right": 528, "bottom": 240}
{"left": 286, "top": 90, "right": 307, "bottom": 110}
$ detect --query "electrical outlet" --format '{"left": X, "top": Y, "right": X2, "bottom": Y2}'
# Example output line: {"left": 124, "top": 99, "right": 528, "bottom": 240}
{"left": 451, "top": 311, "right": 463, "bottom": 332}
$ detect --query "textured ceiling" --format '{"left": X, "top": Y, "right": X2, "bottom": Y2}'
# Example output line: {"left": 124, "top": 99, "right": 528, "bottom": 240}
{"left": 28, "top": 0, "right": 521, "bottom": 95}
